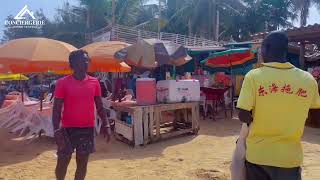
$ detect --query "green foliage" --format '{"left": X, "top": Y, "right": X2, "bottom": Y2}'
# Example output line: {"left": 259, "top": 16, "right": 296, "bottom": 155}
{"left": 2, "top": 0, "right": 318, "bottom": 45}
{"left": 292, "top": 0, "right": 320, "bottom": 27}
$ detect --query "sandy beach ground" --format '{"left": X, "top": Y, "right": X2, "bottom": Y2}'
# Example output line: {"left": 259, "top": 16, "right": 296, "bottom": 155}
{"left": 0, "top": 117, "right": 320, "bottom": 180}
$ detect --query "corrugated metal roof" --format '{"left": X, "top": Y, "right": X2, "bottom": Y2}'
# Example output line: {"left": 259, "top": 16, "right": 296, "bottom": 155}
{"left": 251, "top": 24, "right": 320, "bottom": 43}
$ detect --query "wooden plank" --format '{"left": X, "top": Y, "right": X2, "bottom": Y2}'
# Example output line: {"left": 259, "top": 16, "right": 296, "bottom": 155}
{"left": 160, "top": 122, "right": 175, "bottom": 128}
{"left": 195, "top": 103, "right": 200, "bottom": 130}
{"left": 143, "top": 108, "right": 149, "bottom": 145}
{"left": 191, "top": 104, "right": 196, "bottom": 130}
{"left": 112, "top": 104, "right": 135, "bottom": 114}
{"left": 155, "top": 108, "right": 160, "bottom": 139}
{"left": 174, "top": 110, "right": 179, "bottom": 127}
{"left": 115, "top": 120, "right": 133, "bottom": 141}
{"left": 183, "top": 109, "right": 188, "bottom": 123}
{"left": 158, "top": 128, "right": 193, "bottom": 140}
{"left": 157, "top": 103, "right": 194, "bottom": 112}
{"left": 133, "top": 108, "right": 143, "bottom": 146}
{"left": 149, "top": 108, "right": 154, "bottom": 141}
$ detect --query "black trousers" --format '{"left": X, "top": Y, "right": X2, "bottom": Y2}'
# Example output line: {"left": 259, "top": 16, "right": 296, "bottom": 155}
{"left": 245, "top": 161, "right": 301, "bottom": 180}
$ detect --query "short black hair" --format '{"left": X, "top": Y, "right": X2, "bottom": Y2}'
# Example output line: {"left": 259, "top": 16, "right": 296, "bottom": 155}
{"left": 69, "top": 49, "right": 89, "bottom": 65}
{"left": 261, "top": 31, "right": 288, "bottom": 63}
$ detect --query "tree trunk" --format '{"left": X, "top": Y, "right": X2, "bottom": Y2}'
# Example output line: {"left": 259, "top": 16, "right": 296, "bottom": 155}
{"left": 86, "top": 9, "right": 90, "bottom": 31}
{"left": 112, "top": 0, "right": 116, "bottom": 26}
{"left": 158, "top": 0, "right": 161, "bottom": 38}
{"left": 300, "top": 0, "right": 311, "bottom": 27}
{"left": 188, "top": 18, "right": 192, "bottom": 36}
{"left": 215, "top": 9, "right": 220, "bottom": 41}
{"left": 212, "top": 2, "right": 219, "bottom": 41}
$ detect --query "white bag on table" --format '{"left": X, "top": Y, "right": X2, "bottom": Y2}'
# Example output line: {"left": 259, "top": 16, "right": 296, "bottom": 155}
{"left": 230, "top": 123, "right": 250, "bottom": 180}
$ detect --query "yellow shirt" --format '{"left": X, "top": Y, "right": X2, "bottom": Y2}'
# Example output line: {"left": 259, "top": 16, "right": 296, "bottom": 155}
{"left": 237, "top": 62, "right": 320, "bottom": 168}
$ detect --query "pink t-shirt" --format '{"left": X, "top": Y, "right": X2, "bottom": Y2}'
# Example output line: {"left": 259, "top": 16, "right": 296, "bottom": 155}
{"left": 55, "top": 75, "right": 101, "bottom": 127}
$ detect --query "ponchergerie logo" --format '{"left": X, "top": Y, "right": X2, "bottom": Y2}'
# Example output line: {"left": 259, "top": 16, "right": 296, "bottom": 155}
{"left": 4, "top": 5, "right": 45, "bottom": 29}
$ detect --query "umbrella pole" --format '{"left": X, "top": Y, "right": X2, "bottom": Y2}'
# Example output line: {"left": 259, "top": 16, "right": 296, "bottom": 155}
{"left": 20, "top": 74, "right": 24, "bottom": 102}
{"left": 229, "top": 56, "right": 234, "bottom": 118}
{"left": 172, "top": 65, "right": 176, "bottom": 80}
{"left": 40, "top": 74, "right": 43, "bottom": 111}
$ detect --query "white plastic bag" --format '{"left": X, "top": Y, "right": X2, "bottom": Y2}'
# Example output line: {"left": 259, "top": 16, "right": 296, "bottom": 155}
{"left": 230, "top": 123, "right": 250, "bottom": 180}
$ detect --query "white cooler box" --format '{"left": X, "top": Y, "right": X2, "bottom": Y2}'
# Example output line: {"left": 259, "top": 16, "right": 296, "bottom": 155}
{"left": 157, "top": 80, "right": 200, "bottom": 103}
{"left": 177, "top": 80, "right": 200, "bottom": 102}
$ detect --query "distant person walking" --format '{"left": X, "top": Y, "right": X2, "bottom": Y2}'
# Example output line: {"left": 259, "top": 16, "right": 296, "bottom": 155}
{"left": 237, "top": 32, "right": 320, "bottom": 180}
{"left": 52, "top": 50, "right": 111, "bottom": 180}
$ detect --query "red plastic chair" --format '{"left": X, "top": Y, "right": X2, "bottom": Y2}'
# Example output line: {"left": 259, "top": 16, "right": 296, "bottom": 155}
{"left": 200, "top": 87, "right": 230, "bottom": 119}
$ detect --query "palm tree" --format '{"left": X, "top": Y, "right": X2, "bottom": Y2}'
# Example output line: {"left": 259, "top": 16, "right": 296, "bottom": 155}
{"left": 166, "top": 0, "right": 245, "bottom": 40}
{"left": 114, "top": 0, "right": 146, "bottom": 26}
{"left": 79, "top": 0, "right": 110, "bottom": 32}
{"left": 293, "top": 0, "right": 320, "bottom": 27}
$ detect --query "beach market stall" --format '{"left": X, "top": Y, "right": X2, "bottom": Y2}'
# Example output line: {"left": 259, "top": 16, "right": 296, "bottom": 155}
{"left": 112, "top": 39, "right": 200, "bottom": 146}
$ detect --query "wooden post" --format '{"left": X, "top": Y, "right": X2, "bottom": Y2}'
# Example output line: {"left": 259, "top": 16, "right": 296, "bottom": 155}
{"left": 39, "top": 74, "right": 44, "bottom": 111}
{"left": 155, "top": 108, "right": 160, "bottom": 139}
{"left": 191, "top": 104, "right": 196, "bottom": 130}
{"left": 133, "top": 108, "right": 143, "bottom": 146}
{"left": 149, "top": 107, "right": 154, "bottom": 141}
{"left": 195, "top": 103, "right": 200, "bottom": 129}
{"left": 143, "top": 108, "right": 149, "bottom": 145}
{"left": 299, "top": 41, "right": 306, "bottom": 70}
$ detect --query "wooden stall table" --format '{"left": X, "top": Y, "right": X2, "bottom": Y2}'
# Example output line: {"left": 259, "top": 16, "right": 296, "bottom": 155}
{"left": 111, "top": 101, "right": 200, "bottom": 147}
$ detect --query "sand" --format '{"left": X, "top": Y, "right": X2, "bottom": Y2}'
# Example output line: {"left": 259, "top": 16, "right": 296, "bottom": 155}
{"left": 0, "top": 118, "right": 320, "bottom": 180}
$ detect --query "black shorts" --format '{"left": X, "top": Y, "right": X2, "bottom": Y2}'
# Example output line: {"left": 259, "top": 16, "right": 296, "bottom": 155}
{"left": 245, "top": 160, "right": 301, "bottom": 180}
{"left": 57, "top": 128, "right": 95, "bottom": 157}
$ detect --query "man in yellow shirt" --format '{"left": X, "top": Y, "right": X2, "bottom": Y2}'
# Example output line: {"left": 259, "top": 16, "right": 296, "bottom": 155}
{"left": 237, "top": 32, "right": 320, "bottom": 180}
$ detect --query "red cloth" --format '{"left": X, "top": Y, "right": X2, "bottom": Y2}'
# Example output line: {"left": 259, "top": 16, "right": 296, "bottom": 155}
{"left": 55, "top": 75, "right": 101, "bottom": 128}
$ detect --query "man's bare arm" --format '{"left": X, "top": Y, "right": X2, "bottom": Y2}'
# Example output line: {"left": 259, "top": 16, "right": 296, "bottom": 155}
{"left": 52, "top": 98, "right": 64, "bottom": 131}
{"left": 238, "top": 109, "right": 253, "bottom": 125}
{"left": 94, "top": 96, "right": 109, "bottom": 126}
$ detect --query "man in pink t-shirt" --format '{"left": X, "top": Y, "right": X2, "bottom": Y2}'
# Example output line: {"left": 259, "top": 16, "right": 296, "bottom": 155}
{"left": 52, "top": 50, "right": 111, "bottom": 180}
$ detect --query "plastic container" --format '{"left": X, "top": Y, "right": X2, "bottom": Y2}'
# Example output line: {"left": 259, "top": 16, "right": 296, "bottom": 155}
{"left": 176, "top": 80, "right": 200, "bottom": 102}
{"left": 156, "top": 80, "right": 200, "bottom": 103}
{"left": 136, "top": 78, "right": 156, "bottom": 105}
{"left": 157, "top": 80, "right": 177, "bottom": 103}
